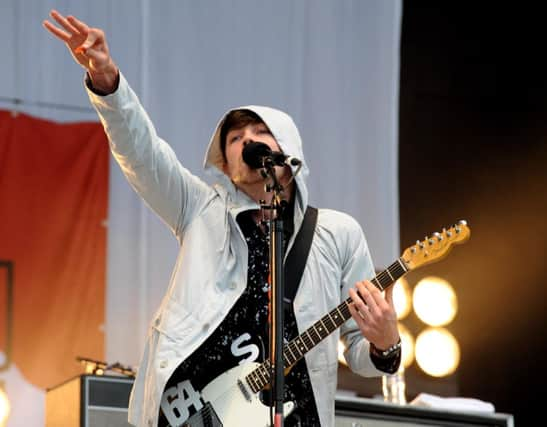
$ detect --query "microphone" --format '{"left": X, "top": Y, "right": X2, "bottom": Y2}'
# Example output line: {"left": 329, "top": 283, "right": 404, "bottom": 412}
{"left": 242, "top": 141, "right": 302, "bottom": 169}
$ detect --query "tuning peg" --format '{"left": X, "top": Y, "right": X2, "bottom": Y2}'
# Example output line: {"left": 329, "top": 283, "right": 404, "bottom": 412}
{"left": 433, "top": 232, "right": 443, "bottom": 241}
{"left": 442, "top": 227, "right": 453, "bottom": 237}
{"left": 458, "top": 220, "right": 467, "bottom": 226}
{"left": 411, "top": 247, "right": 417, "bottom": 253}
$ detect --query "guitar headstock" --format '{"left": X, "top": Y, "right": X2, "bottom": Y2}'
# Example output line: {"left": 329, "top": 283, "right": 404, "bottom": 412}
{"left": 401, "top": 220, "right": 470, "bottom": 271}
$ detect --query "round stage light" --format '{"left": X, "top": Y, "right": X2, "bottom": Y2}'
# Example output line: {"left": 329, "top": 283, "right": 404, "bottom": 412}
{"left": 415, "top": 327, "right": 460, "bottom": 377}
{"left": 413, "top": 276, "right": 457, "bottom": 326}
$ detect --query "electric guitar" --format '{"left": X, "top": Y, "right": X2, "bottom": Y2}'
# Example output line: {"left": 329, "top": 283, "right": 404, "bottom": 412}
{"left": 181, "top": 221, "right": 471, "bottom": 427}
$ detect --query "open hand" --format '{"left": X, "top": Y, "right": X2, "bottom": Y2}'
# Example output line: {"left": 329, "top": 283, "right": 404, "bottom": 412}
{"left": 43, "top": 10, "right": 118, "bottom": 93}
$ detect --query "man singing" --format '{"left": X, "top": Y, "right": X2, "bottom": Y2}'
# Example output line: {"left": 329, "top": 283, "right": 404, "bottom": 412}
{"left": 44, "top": 10, "right": 401, "bottom": 427}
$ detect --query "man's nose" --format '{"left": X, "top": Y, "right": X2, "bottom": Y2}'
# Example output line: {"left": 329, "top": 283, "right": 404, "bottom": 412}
{"left": 242, "top": 135, "right": 256, "bottom": 147}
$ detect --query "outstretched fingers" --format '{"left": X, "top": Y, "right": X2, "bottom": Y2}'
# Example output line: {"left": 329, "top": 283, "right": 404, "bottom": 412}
{"left": 67, "top": 15, "right": 89, "bottom": 34}
{"left": 49, "top": 10, "right": 80, "bottom": 36}
{"left": 43, "top": 19, "right": 71, "bottom": 42}
{"left": 42, "top": 9, "right": 117, "bottom": 91}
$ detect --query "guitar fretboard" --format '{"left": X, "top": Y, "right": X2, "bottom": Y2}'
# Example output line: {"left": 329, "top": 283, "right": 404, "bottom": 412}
{"left": 245, "top": 258, "right": 408, "bottom": 393}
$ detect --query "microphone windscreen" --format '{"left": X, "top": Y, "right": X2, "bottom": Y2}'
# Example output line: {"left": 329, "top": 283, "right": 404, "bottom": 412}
{"left": 242, "top": 141, "right": 272, "bottom": 169}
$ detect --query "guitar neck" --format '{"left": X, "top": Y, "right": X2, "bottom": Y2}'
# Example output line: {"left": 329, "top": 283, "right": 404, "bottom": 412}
{"left": 245, "top": 258, "right": 408, "bottom": 393}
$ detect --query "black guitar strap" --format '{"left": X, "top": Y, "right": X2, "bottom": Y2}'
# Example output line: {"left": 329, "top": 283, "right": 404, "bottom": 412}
{"left": 283, "top": 205, "right": 318, "bottom": 306}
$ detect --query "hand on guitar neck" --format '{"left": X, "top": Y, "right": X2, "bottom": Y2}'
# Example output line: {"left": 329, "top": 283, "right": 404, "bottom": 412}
{"left": 348, "top": 280, "right": 400, "bottom": 351}
{"left": 348, "top": 220, "right": 471, "bottom": 353}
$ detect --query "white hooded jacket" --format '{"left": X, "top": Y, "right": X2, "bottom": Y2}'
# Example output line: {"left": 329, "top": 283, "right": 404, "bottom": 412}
{"left": 87, "top": 72, "right": 386, "bottom": 427}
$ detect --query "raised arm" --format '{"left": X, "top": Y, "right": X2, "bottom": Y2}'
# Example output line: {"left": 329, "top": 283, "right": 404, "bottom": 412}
{"left": 43, "top": 10, "right": 213, "bottom": 238}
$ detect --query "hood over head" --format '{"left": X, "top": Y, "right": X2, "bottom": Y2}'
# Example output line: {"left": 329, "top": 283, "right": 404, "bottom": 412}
{"left": 204, "top": 105, "right": 309, "bottom": 214}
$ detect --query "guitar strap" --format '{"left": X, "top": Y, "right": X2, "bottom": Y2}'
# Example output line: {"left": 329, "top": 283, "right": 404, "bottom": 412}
{"left": 283, "top": 205, "right": 318, "bottom": 307}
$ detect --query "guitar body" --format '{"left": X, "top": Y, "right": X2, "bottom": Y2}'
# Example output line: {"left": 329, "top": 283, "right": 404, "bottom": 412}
{"left": 179, "top": 221, "right": 470, "bottom": 426}
{"left": 184, "top": 363, "right": 294, "bottom": 427}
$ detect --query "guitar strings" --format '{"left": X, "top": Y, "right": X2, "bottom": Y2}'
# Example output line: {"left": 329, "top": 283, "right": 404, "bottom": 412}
{"left": 184, "top": 262, "right": 407, "bottom": 425}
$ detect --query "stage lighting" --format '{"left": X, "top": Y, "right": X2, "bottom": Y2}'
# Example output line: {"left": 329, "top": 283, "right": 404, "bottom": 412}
{"left": 338, "top": 340, "right": 348, "bottom": 366}
{"left": 398, "top": 322, "right": 415, "bottom": 369}
{"left": 393, "top": 277, "right": 412, "bottom": 320}
{"left": 415, "top": 327, "right": 460, "bottom": 377}
{"left": 413, "top": 276, "right": 457, "bottom": 327}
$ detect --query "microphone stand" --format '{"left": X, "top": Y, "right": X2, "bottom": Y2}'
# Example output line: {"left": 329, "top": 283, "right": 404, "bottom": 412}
{"left": 261, "top": 157, "right": 287, "bottom": 427}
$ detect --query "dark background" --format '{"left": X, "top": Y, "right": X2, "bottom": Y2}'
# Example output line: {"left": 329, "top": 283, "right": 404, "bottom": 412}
{"left": 340, "top": 3, "right": 547, "bottom": 425}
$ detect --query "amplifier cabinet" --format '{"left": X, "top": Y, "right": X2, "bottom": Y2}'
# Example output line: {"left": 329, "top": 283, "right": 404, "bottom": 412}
{"left": 335, "top": 396, "right": 514, "bottom": 427}
{"left": 46, "top": 374, "right": 134, "bottom": 427}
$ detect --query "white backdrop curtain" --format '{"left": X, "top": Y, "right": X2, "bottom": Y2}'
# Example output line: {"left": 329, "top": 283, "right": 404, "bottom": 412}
{"left": 0, "top": 0, "right": 400, "bottom": 424}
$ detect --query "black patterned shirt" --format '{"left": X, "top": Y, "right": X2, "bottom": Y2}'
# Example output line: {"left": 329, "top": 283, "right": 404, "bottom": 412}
{"left": 158, "top": 209, "right": 319, "bottom": 426}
